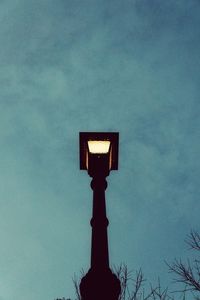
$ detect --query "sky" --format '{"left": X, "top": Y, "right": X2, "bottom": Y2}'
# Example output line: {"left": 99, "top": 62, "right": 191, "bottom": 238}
{"left": 0, "top": 0, "right": 200, "bottom": 299}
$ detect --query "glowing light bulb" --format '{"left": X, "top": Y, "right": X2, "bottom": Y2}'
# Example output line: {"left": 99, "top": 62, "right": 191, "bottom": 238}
{"left": 88, "top": 140, "right": 110, "bottom": 154}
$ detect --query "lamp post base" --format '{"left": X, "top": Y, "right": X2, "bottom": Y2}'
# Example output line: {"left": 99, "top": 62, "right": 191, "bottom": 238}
{"left": 80, "top": 268, "right": 121, "bottom": 300}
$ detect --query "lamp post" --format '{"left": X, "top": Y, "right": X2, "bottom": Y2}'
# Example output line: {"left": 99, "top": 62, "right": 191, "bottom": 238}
{"left": 79, "top": 132, "right": 121, "bottom": 300}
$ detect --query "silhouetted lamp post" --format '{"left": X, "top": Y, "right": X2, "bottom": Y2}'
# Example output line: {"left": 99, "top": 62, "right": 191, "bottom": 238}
{"left": 79, "top": 132, "right": 121, "bottom": 300}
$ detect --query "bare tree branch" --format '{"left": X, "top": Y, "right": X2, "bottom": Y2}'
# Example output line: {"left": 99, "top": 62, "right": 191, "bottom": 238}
{"left": 167, "top": 258, "right": 200, "bottom": 292}
{"left": 185, "top": 230, "right": 200, "bottom": 251}
{"left": 72, "top": 271, "right": 85, "bottom": 300}
{"left": 114, "top": 264, "right": 176, "bottom": 300}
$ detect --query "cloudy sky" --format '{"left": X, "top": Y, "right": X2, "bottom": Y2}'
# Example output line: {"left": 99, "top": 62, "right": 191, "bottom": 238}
{"left": 0, "top": 0, "right": 200, "bottom": 299}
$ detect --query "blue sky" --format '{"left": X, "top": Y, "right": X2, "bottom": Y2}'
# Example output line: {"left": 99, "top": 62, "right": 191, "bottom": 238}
{"left": 0, "top": 1, "right": 200, "bottom": 299}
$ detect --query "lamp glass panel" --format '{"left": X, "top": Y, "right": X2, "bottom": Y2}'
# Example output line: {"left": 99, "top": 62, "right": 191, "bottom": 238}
{"left": 88, "top": 140, "right": 110, "bottom": 154}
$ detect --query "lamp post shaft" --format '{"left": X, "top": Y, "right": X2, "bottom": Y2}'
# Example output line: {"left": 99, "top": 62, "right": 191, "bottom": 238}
{"left": 90, "top": 176, "right": 109, "bottom": 270}
{"left": 80, "top": 175, "right": 121, "bottom": 300}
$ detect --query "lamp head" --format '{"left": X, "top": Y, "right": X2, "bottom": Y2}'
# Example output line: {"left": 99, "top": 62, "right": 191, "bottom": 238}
{"left": 79, "top": 132, "right": 119, "bottom": 177}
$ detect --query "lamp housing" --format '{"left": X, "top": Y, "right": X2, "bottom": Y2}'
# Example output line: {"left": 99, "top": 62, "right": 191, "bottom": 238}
{"left": 79, "top": 132, "right": 119, "bottom": 177}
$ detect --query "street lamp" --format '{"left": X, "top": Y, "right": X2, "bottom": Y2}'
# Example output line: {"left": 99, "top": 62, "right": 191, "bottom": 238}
{"left": 79, "top": 132, "right": 121, "bottom": 300}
